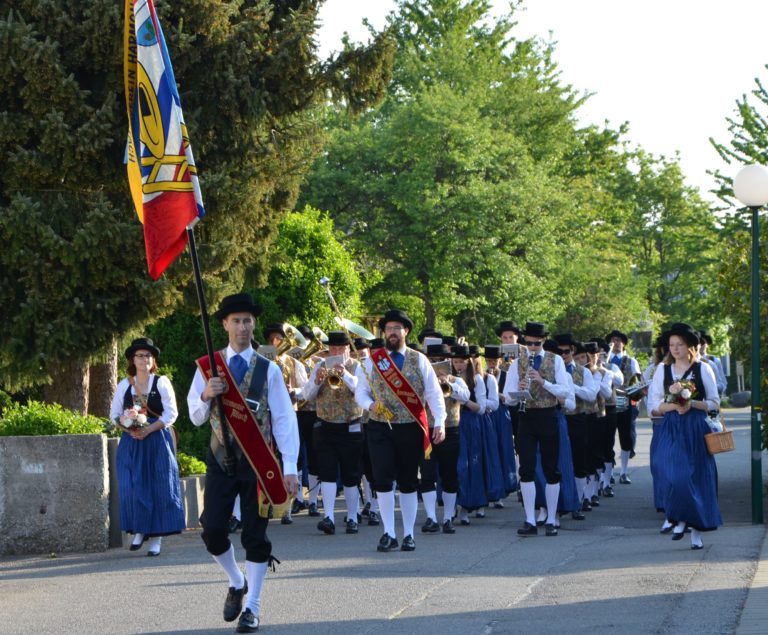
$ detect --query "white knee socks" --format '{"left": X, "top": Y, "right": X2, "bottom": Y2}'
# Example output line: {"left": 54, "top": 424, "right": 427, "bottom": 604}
{"left": 377, "top": 490, "right": 396, "bottom": 538}
{"left": 442, "top": 492, "right": 457, "bottom": 523}
{"left": 343, "top": 486, "right": 359, "bottom": 522}
{"left": 399, "top": 491, "right": 418, "bottom": 538}
{"left": 422, "top": 490, "right": 437, "bottom": 522}
{"left": 213, "top": 544, "right": 245, "bottom": 589}
{"left": 520, "top": 481, "right": 536, "bottom": 525}
{"left": 545, "top": 484, "right": 560, "bottom": 524}
{"left": 244, "top": 560, "right": 267, "bottom": 615}
{"left": 320, "top": 481, "right": 337, "bottom": 522}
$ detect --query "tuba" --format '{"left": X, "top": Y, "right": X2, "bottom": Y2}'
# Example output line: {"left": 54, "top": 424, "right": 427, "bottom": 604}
{"left": 276, "top": 322, "right": 307, "bottom": 356}
{"left": 300, "top": 327, "right": 327, "bottom": 365}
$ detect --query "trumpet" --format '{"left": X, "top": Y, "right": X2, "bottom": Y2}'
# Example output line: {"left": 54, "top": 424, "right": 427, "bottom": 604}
{"left": 326, "top": 366, "right": 344, "bottom": 390}
{"left": 439, "top": 376, "right": 453, "bottom": 398}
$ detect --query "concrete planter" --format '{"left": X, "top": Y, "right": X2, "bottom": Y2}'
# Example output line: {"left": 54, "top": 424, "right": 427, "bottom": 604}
{"left": 0, "top": 434, "right": 109, "bottom": 556}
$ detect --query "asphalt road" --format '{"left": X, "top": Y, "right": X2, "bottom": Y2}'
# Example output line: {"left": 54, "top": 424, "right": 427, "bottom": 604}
{"left": 1, "top": 409, "right": 764, "bottom": 635}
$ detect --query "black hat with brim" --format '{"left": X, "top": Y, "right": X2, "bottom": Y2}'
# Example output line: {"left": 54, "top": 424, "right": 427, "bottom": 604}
{"left": 353, "top": 337, "right": 370, "bottom": 350}
{"left": 327, "top": 330, "right": 351, "bottom": 347}
{"left": 417, "top": 328, "right": 443, "bottom": 343}
{"left": 589, "top": 337, "right": 609, "bottom": 353}
{"left": 426, "top": 343, "right": 451, "bottom": 358}
{"left": 213, "top": 293, "right": 263, "bottom": 321}
{"left": 573, "top": 341, "right": 587, "bottom": 355}
{"left": 698, "top": 329, "right": 713, "bottom": 345}
{"left": 554, "top": 333, "right": 575, "bottom": 347}
{"left": 583, "top": 341, "right": 600, "bottom": 355}
{"left": 606, "top": 329, "right": 629, "bottom": 345}
{"left": 483, "top": 345, "right": 502, "bottom": 359}
{"left": 442, "top": 335, "right": 458, "bottom": 347}
{"left": 451, "top": 344, "right": 471, "bottom": 359}
{"left": 378, "top": 309, "right": 414, "bottom": 332}
{"left": 522, "top": 321, "right": 549, "bottom": 338}
{"left": 263, "top": 323, "right": 285, "bottom": 341}
{"left": 469, "top": 345, "right": 480, "bottom": 358}
{"left": 125, "top": 337, "right": 160, "bottom": 360}
{"left": 667, "top": 322, "right": 700, "bottom": 347}
{"left": 495, "top": 321, "right": 522, "bottom": 337}
{"left": 370, "top": 338, "right": 385, "bottom": 349}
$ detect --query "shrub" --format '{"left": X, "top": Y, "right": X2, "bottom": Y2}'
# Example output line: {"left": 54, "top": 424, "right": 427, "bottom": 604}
{"left": 0, "top": 401, "right": 108, "bottom": 436}
{"left": 177, "top": 451, "right": 207, "bottom": 477}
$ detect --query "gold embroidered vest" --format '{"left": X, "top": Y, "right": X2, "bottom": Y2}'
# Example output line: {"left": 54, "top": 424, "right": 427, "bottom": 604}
{"left": 370, "top": 348, "right": 425, "bottom": 423}
{"left": 316, "top": 359, "right": 363, "bottom": 423}
{"left": 518, "top": 352, "right": 558, "bottom": 409}
{"left": 579, "top": 367, "right": 600, "bottom": 415}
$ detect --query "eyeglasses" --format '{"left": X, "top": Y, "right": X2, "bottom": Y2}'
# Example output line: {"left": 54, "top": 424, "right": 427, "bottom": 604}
{"left": 524, "top": 340, "right": 543, "bottom": 347}
{"left": 384, "top": 326, "right": 405, "bottom": 333}
{"left": 134, "top": 353, "right": 153, "bottom": 359}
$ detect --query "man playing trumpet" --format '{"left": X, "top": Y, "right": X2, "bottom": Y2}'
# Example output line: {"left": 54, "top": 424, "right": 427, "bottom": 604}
{"left": 300, "top": 330, "right": 365, "bottom": 535}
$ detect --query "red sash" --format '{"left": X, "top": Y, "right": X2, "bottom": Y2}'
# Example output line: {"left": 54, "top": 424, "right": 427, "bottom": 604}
{"left": 370, "top": 347, "right": 432, "bottom": 458}
{"left": 196, "top": 352, "right": 289, "bottom": 508}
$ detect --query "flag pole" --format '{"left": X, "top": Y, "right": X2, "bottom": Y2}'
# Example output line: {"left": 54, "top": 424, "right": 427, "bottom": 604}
{"left": 186, "top": 223, "right": 236, "bottom": 477}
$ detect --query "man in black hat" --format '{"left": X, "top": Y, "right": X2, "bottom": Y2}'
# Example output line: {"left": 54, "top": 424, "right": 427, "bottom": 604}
{"left": 605, "top": 329, "right": 642, "bottom": 485}
{"left": 495, "top": 320, "right": 522, "bottom": 345}
{"left": 502, "top": 322, "right": 572, "bottom": 536}
{"left": 355, "top": 309, "right": 447, "bottom": 552}
{"left": 419, "top": 343, "right": 470, "bottom": 534}
{"left": 698, "top": 330, "right": 727, "bottom": 395}
{"left": 299, "top": 330, "right": 366, "bottom": 536}
{"left": 187, "top": 293, "right": 299, "bottom": 633}
{"left": 555, "top": 335, "right": 598, "bottom": 517}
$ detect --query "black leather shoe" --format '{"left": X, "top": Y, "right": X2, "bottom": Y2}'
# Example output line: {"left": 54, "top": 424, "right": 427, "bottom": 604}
{"left": 223, "top": 581, "right": 248, "bottom": 622}
{"left": 368, "top": 511, "right": 380, "bottom": 526}
{"left": 317, "top": 517, "right": 335, "bottom": 535}
{"left": 620, "top": 474, "right": 632, "bottom": 484}
{"left": 345, "top": 519, "right": 359, "bottom": 534}
{"left": 610, "top": 476, "right": 615, "bottom": 485}
{"left": 603, "top": 486, "right": 614, "bottom": 498}
{"left": 442, "top": 519, "right": 456, "bottom": 534}
{"left": 517, "top": 522, "right": 537, "bottom": 536}
{"left": 572, "top": 511, "right": 585, "bottom": 520}
{"left": 377, "top": 533, "right": 398, "bottom": 552}
{"left": 660, "top": 523, "right": 673, "bottom": 534}
{"left": 361, "top": 502, "right": 371, "bottom": 517}
{"left": 307, "top": 503, "right": 320, "bottom": 517}
{"left": 671, "top": 530, "right": 685, "bottom": 541}
{"left": 545, "top": 523, "right": 558, "bottom": 536}
{"left": 401, "top": 535, "right": 416, "bottom": 551}
{"left": 235, "top": 608, "right": 259, "bottom": 633}
{"left": 590, "top": 496, "right": 601, "bottom": 507}
{"left": 475, "top": 511, "right": 486, "bottom": 519}
{"left": 492, "top": 501, "right": 504, "bottom": 509}
{"left": 535, "top": 519, "right": 546, "bottom": 527}
{"left": 229, "top": 517, "right": 242, "bottom": 533}
{"left": 581, "top": 499, "right": 592, "bottom": 512}
{"left": 691, "top": 543, "right": 704, "bottom": 550}
{"left": 291, "top": 499, "right": 306, "bottom": 514}
{"left": 421, "top": 518, "right": 440, "bottom": 533}
{"left": 280, "top": 513, "right": 293, "bottom": 525}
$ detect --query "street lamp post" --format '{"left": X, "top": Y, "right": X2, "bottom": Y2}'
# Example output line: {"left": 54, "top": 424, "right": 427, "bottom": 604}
{"left": 733, "top": 164, "right": 768, "bottom": 524}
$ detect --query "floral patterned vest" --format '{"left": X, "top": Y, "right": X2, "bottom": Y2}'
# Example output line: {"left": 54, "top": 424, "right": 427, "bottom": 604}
{"left": 370, "top": 348, "right": 425, "bottom": 424}
{"left": 518, "top": 352, "right": 558, "bottom": 409}
{"left": 316, "top": 358, "right": 363, "bottom": 423}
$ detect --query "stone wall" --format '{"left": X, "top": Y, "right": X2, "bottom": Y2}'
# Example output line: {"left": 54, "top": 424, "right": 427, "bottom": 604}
{"left": 0, "top": 435, "right": 109, "bottom": 555}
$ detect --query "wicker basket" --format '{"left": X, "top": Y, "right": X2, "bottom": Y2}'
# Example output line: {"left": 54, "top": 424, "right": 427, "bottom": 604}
{"left": 705, "top": 422, "right": 735, "bottom": 455}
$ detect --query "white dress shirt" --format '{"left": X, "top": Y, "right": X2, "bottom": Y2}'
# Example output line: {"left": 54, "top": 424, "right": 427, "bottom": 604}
{"left": 646, "top": 361, "right": 720, "bottom": 415}
{"left": 186, "top": 345, "right": 300, "bottom": 475}
{"left": 502, "top": 352, "right": 574, "bottom": 405}
{"left": 354, "top": 345, "right": 447, "bottom": 428}
{"left": 110, "top": 374, "right": 178, "bottom": 427}
{"left": 300, "top": 359, "right": 358, "bottom": 402}
{"left": 566, "top": 363, "right": 598, "bottom": 403}
{"left": 447, "top": 376, "right": 471, "bottom": 404}
{"left": 484, "top": 373, "right": 500, "bottom": 412}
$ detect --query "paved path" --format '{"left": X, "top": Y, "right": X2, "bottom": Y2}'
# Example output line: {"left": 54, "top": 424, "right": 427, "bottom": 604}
{"left": 1, "top": 409, "right": 765, "bottom": 635}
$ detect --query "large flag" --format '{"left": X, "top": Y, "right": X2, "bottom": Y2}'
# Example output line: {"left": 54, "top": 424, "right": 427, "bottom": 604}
{"left": 124, "top": 0, "right": 204, "bottom": 280}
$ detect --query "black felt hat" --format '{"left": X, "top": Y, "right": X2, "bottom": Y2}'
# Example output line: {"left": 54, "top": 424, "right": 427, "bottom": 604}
{"left": 495, "top": 321, "right": 522, "bottom": 337}
{"left": 407, "top": 342, "right": 423, "bottom": 353}
{"left": 483, "top": 345, "right": 502, "bottom": 359}
{"left": 468, "top": 345, "right": 481, "bottom": 358}
{"left": 451, "top": 344, "right": 471, "bottom": 359}
{"left": 698, "top": 329, "right": 713, "bottom": 345}
{"left": 543, "top": 339, "right": 559, "bottom": 354}
{"left": 589, "top": 337, "right": 609, "bottom": 353}
{"left": 573, "top": 341, "right": 587, "bottom": 355}
{"left": 554, "top": 333, "right": 576, "bottom": 347}
{"left": 213, "top": 293, "right": 263, "bottom": 321}
{"left": 442, "top": 335, "right": 458, "bottom": 347}
{"left": 667, "top": 322, "right": 700, "bottom": 347}
{"left": 378, "top": 309, "right": 414, "bottom": 332}
{"left": 353, "top": 337, "right": 370, "bottom": 350}
{"left": 605, "top": 329, "right": 629, "bottom": 345}
{"left": 125, "top": 337, "right": 160, "bottom": 360}
{"left": 263, "top": 323, "right": 285, "bottom": 341}
{"left": 522, "top": 321, "right": 549, "bottom": 338}
{"left": 583, "top": 341, "right": 600, "bottom": 355}
{"left": 369, "top": 337, "right": 385, "bottom": 349}
{"left": 326, "top": 330, "right": 351, "bottom": 346}
{"left": 426, "top": 343, "right": 452, "bottom": 358}
{"left": 417, "top": 328, "right": 443, "bottom": 343}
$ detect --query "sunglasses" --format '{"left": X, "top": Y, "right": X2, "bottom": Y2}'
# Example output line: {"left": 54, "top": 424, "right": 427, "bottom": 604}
{"left": 524, "top": 340, "right": 543, "bottom": 347}
{"left": 558, "top": 348, "right": 572, "bottom": 355}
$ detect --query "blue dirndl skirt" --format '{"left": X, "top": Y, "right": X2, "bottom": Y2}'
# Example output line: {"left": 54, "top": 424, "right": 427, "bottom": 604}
{"left": 457, "top": 409, "right": 488, "bottom": 510}
{"left": 482, "top": 412, "right": 507, "bottom": 501}
{"left": 490, "top": 405, "right": 518, "bottom": 495}
{"left": 534, "top": 411, "right": 580, "bottom": 513}
{"left": 116, "top": 425, "right": 185, "bottom": 536}
{"left": 651, "top": 409, "right": 722, "bottom": 530}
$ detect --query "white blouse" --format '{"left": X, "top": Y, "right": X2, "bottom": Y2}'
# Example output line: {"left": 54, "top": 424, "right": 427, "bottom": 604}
{"left": 646, "top": 362, "right": 720, "bottom": 414}
{"left": 110, "top": 374, "right": 178, "bottom": 427}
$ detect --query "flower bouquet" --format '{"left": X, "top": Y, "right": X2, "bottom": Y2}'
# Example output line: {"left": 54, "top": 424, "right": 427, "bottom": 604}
{"left": 664, "top": 380, "right": 696, "bottom": 407}
{"left": 121, "top": 407, "right": 148, "bottom": 430}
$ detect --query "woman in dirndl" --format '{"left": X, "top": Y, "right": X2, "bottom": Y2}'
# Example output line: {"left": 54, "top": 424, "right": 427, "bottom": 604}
{"left": 110, "top": 337, "right": 185, "bottom": 556}
{"left": 647, "top": 323, "right": 721, "bottom": 550}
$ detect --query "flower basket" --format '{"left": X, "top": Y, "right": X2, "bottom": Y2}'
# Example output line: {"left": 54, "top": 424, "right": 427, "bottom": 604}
{"left": 705, "top": 421, "right": 735, "bottom": 455}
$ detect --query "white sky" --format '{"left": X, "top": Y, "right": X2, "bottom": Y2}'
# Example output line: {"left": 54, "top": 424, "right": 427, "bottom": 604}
{"left": 316, "top": 0, "right": 768, "bottom": 204}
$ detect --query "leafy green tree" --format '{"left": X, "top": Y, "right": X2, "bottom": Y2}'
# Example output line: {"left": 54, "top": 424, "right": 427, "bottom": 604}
{"left": 0, "top": 0, "right": 393, "bottom": 411}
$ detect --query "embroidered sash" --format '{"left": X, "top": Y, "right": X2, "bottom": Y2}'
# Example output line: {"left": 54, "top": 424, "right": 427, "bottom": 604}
{"left": 196, "top": 352, "right": 289, "bottom": 510}
{"left": 370, "top": 347, "right": 432, "bottom": 458}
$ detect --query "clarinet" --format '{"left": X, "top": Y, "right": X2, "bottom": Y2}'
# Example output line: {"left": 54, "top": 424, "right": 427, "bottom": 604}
{"left": 519, "top": 354, "right": 535, "bottom": 413}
